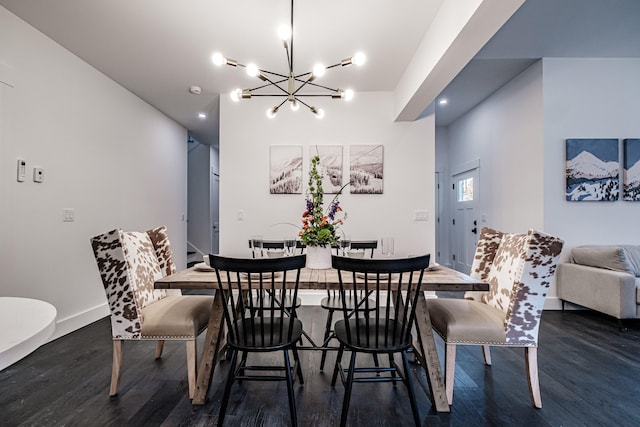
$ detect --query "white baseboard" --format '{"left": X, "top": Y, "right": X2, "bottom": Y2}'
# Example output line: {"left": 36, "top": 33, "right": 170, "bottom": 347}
{"left": 49, "top": 303, "right": 110, "bottom": 342}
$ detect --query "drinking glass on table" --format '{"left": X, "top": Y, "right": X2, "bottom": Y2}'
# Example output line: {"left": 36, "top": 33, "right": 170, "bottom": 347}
{"left": 251, "top": 235, "right": 263, "bottom": 258}
{"left": 381, "top": 237, "right": 395, "bottom": 257}
{"left": 340, "top": 236, "right": 351, "bottom": 256}
{"left": 284, "top": 238, "right": 297, "bottom": 256}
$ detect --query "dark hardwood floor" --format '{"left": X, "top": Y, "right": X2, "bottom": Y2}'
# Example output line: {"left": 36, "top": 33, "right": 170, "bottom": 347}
{"left": 2, "top": 305, "right": 640, "bottom": 426}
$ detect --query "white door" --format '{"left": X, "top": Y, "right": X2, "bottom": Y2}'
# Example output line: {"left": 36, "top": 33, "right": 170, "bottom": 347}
{"left": 452, "top": 168, "right": 479, "bottom": 273}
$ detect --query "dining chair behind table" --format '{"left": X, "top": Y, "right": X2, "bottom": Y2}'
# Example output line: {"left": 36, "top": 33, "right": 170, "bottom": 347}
{"left": 209, "top": 254, "right": 306, "bottom": 427}
{"left": 427, "top": 229, "right": 563, "bottom": 408}
{"left": 248, "top": 239, "right": 285, "bottom": 258}
{"left": 333, "top": 239, "right": 378, "bottom": 258}
{"left": 330, "top": 254, "right": 431, "bottom": 427}
{"left": 90, "top": 226, "right": 213, "bottom": 399}
{"left": 246, "top": 239, "right": 301, "bottom": 313}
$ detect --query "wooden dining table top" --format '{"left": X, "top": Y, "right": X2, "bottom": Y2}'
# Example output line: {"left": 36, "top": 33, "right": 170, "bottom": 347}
{"left": 155, "top": 263, "right": 488, "bottom": 292}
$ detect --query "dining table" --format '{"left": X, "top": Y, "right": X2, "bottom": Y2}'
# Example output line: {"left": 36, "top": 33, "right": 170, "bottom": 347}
{"left": 155, "top": 263, "right": 488, "bottom": 412}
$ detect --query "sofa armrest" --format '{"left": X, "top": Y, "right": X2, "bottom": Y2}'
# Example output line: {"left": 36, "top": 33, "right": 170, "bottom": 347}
{"left": 557, "top": 263, "right": 637, "bottom": 319}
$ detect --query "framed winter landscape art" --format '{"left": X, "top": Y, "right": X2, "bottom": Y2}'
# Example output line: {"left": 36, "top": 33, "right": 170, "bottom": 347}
{"left": 350, "top": 144, "right": 383, "bottom": 194}
{"left": 623, "top": 139, "right": 640, "bottom": 201}
{"left": 269, "top": 145, "right": 302, "bottom": 194}
{"left": 565, "top": 138, "right": 619, "bottom": 201}
{"left": 310, "top": 145, "right": 343, "bottom": 193}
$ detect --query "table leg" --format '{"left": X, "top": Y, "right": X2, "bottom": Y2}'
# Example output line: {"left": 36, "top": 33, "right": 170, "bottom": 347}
{"left": 413, "top": 294, "right": 450, "bottom": 413}
{"left": 192, "top": 290, "right": 226, "bottom": 405}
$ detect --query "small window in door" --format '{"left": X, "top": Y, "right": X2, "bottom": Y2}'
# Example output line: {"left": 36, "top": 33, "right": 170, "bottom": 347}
{"left": 457, "top": 177, "right": 473, "bottom": 202}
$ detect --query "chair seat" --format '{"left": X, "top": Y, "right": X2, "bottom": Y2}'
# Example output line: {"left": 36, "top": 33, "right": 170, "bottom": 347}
{"left": 334, "top": 318, "right": 412, "bottom": 352}
{"left": 427, "top": 298, "right": 508, "bottom": 345}
{"left": 320, "top": 295, "right": 375, "bottom": 311}
{"left": 140, "top": 295, "right": 213, "bottom": 339}
{"left": 228, "top": 317, "right": 303, "bottom": 351}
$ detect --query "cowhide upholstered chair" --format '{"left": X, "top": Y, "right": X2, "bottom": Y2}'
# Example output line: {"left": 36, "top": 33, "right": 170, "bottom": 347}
{"left": 91, "top": 226, "right": 213, "bottom": 399}
{"left": 428, "top": 229, "right": 563, "bottom": 408}
{"left": 462, "top": 227, "right": 505, "bottom": 364}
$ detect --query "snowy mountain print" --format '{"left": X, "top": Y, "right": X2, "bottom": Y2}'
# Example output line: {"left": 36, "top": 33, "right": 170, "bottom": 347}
{"left": 566, "top": 139, "right": 619, "bottom": 201}
{"left": 310, "top": 145, "right": 343, "bottom": 193}
{"left": 270, "top": 146, "right": 302, "bottom": 194}
{"left": 623, "top": 138, "right": 640, "bottom": 201}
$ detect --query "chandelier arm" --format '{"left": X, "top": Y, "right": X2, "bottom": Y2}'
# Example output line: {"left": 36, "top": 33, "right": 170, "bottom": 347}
{"left": 293, "top": 78, "right": 340, "bottom": 92}
{"left": 293, "top": 94, "right": 336, "bottom": 97}
{"left": 295, "top": 97, "right": 315, "bottom": 112}
{"left": 257, "top": 75, "right": 290, "bottom": 96}
{"left": 260, "top": 70, "right": 289, "bottom": 79}
{"left": 248, "top": 78, "right": 288, "bottom": 91}
{"left": 250, "top": 94, "right": 290, "bottom": 97}
{"left": 325, "top": 62, "right": 343, "bottom": 70}
{"left": 276, "top": 98, "right": 288, "bottom": 110}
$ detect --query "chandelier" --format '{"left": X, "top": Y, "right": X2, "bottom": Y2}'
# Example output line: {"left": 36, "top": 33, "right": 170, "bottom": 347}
{"left": 211, "top": 0, "right": 365, "bottom": 119}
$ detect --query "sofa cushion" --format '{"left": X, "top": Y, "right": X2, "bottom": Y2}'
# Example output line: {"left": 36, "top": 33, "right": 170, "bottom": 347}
{"left": 571, "top": 245, "right": 640, "bottom": 277}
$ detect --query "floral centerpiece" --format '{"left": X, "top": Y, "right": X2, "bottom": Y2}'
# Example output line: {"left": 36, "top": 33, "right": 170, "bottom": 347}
{"left": 299, "top": 156, "right": 347, "bottom": 267}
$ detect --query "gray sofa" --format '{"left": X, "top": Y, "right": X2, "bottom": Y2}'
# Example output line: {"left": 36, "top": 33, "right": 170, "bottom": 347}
{"left": 557, "top": 245, "right": 640, "bottom": 326}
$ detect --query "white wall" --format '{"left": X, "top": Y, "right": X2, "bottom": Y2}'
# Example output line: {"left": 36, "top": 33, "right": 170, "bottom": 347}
{"left": 0, "top": 7, "right": 188, "bottom": 339}
{"left": 444, "top": 58, "right": 640, "bottom": 308}
{"left": 446, "top": 60, "right": 545, "bottom": 234}
{"left": 219, "top": 92, "right": 435, "bottom": 261}
{"left": 543, "top": 58, "right": 640, "bottom": 247}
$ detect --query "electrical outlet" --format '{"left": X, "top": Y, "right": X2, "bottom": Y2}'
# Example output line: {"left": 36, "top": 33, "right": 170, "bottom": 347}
{"left": 237, "top": 210, "right": 245, "bottom": 221}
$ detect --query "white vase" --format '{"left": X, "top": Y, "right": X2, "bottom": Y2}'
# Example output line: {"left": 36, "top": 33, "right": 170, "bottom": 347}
{"left": 305, "top": 245, "right": 333, "bottom": 269}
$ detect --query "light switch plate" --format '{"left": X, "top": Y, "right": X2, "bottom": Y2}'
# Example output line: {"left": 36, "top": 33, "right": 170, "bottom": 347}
{"left": 63, "top": 208, "right": 75, "bottom": 222}
{"left": 413, "top": 210, "right": 429, "bottom": 221}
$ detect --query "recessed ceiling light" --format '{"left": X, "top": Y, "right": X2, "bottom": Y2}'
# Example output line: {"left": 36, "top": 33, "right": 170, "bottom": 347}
{"left": 189, "top": 86, "right": 202, "bottom": 95}
{"left": 197, "top": 113, "right": 207, "bottom": 119}
{"left": 438, "top": 98, "right": 448, "bottom": 105}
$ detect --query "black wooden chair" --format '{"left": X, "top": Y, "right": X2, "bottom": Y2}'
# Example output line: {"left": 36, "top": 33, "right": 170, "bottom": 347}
{"left": 330, "top": 254, "right": 430, "bottom": 427}
{"left": 210, "top": 255, "right": 306, "bottom": 427}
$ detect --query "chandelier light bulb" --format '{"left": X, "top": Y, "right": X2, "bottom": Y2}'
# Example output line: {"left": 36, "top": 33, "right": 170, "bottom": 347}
{"left": 290, "top": 99, "right": 300, "bottom": 111}
{"left": 344, "top": 89, "right": 354, "bottom": 101}
{"left": 230, "top": 88, "right": 241, "bottom": 102}
{"left": 266, "top": 107, "right": 279, "bottom": 119}
{"left": 312, "top": 63, "right": 326, "bottom": 78}
{"left": 246, "top": 63, "right": 259, "bottom": 77}
{"left": 212, "top": 52, "right": 225, "bottom": 66}
{"left": 277, "top": 24, "right": 292, "bottom": 41}
{"left": 353, "top": 52, "right": 366, "bottom": 66}
{"left": 312, "top": 107, "right": 325, "bottom": 119}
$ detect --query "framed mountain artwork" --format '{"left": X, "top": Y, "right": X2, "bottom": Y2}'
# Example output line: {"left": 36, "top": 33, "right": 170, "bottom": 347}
{"left": 565, "top": 138, "right": 619, "bottom": 201}
{"left": 269, "top": 145, "right": 302, "bottom": 194}
{"left": 350, "top": 144, "right": 383, "bottom": 194}
{"left": 623, "top": 139, "right": 640, "bottom": 201}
